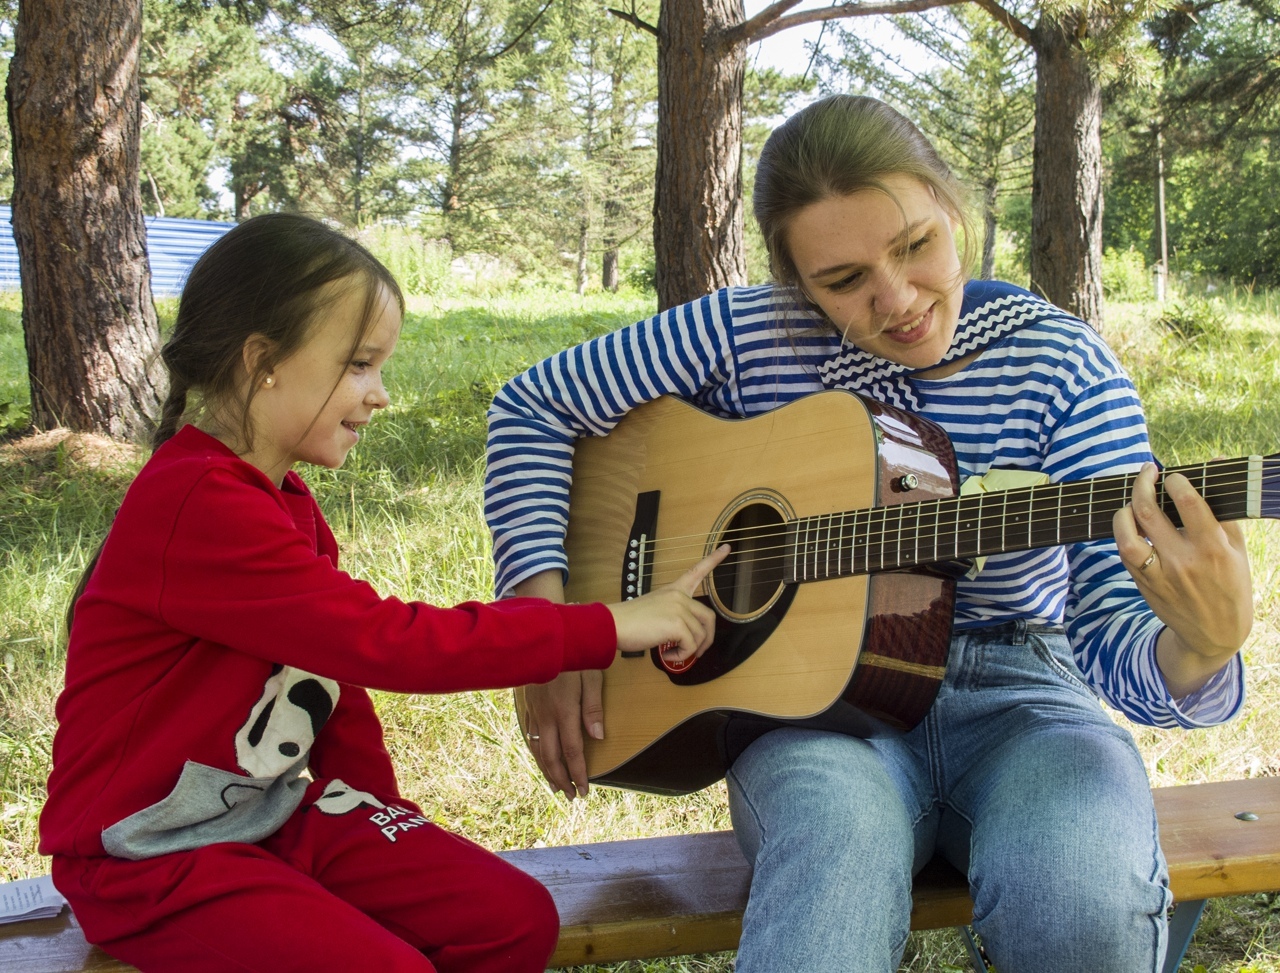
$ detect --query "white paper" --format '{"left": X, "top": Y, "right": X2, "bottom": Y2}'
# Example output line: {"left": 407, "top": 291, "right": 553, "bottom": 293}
{"left": 0, "top": 874, "right": 67, "bottom": 924}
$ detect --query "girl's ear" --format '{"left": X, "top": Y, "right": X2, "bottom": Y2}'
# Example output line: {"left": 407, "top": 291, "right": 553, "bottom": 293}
{"left": 241, "top": 334, "right": 276, "bottom": 385}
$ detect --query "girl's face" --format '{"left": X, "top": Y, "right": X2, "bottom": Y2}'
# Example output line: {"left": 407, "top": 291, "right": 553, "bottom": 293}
{"left": 784, "top": 174, "right": 965, "bottom": 370}
{"left": 247, "top": 280, "right": 402, "bottom": 485}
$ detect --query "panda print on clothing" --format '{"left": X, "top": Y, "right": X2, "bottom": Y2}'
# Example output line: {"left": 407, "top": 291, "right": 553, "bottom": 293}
{"left": 312, "top": 778, "right": 386, "bottom": 815}
{"left": 101, "top": 664, "right": 342, "bottom": 860}
{"left": 308, "top": 779, "right": 435, "bottom": 844}
{"left": 236, "top": 664, "right": 339, "bottom": 777}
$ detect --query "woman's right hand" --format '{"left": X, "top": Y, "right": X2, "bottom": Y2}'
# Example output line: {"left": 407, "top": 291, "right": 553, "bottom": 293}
{"left": 520, "top": 670, "right": 604, "bottom": 801}
{"left": 515, "top": 547, "right": 727, "bottom": 800}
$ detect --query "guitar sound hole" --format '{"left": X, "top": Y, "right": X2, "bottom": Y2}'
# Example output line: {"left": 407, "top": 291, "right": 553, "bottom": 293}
{"left": 712, "top": 502, "right": 787, "bottom": 618}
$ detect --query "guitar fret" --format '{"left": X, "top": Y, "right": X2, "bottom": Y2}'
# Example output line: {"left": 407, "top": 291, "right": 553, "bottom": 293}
{"left": 936, "top": 496, "right": 947, "bottom": 558}
{"left": 879, "top": 507, "right": 888, "bottom": 571}
{"left": 830, "top": 512, "right": 839, "bottom": 577}
{"left": 913, "top": 498, "right": 921, "bottom": 567}
{"left": 840, "top": 510, "right": 850, "bottom": 576}
{"left": 957, "top": 494, "right": 980, "bottom": 559}
{"left": 852, "top": 509, "right": 863, "bottom": 575}
{"left": 896, "top": 504, "right": 906, "bottom": 565}
{"left": 815, "top": 513, "right": 825, "bottom": 580}
{"left": 817, "top": 516, "right": 824, "bottom": 578}
{"left": 1000, "top": 490, "right": 1007, "bottom": 554}
{"left": 826, "top": 512, "right": 835, "bottom": 579}
{"left": 1088, "top": 479, "right": 1095, "bottom": 539}
{"left": 805, "top": 517, "right": 814, "bottom": 581}
{"left": 952, "top": 496, "right": 959, "bottom": 563}
{"left": 975, "top": 492, "right": 983, "bottom": 558}
{"left": 810, "top": 516, "right": 819, "bottom": 580}
{"left": 1054, "top": 483, "right": 1061, "bottom": 545}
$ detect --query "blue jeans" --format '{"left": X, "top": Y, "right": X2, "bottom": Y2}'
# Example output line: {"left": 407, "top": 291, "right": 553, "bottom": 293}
{"left": 726, "top": 621, "right": 1172, "bottom": 973}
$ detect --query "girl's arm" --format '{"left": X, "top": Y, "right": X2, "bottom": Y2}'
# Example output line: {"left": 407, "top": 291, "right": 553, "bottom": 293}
{"left": 157, "top": 465, "right": 620, "bottom": 693}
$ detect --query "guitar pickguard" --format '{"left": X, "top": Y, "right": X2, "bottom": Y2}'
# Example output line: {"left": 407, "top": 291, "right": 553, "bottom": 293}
{"left": 653, "top": 587, "right": 800, "bottom": 685}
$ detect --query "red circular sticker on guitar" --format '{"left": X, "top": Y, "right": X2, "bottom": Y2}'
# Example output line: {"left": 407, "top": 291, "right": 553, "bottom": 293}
{"left": 658, "top": 641, "right": 694, "bottom": 673}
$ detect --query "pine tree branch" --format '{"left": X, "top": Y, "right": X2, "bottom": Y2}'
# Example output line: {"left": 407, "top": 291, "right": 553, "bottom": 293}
{"left": 605, "top": 4, "right": 658, "bottom": 38}
{"left": 727, "top": 0, "right": 970, "bottom": 47}
{"left": 971, "top": 0, "right": 1035, "bottom": 46}
{"left": 492, "top": 0, "right": 557, "bottom": 60}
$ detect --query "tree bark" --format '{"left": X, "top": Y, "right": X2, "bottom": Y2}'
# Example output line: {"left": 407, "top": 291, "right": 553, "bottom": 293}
{"left": 577, "top": 217, "right": 589, "bottom": 296}
{"left": 1028, "top": 14, "right": 1104, "bottom": 327}
{"left": 981, "top": 178, "right": 998, "bottom": 280}
{"left": 6, "top": 0, "right": 164, "bottom": 439}
{"left": 653, "top": 0, "right": 748, "bottom": 311}
{"left": 603, "top": 195, "right": 621, "bottom": 292}
{"left": 1154, "top": 124, "right": 1168, "bottom": 303}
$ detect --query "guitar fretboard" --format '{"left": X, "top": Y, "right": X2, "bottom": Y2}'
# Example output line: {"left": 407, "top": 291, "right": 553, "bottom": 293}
{"left": 783, "top": 457, "right": 1265, "bottom": 583}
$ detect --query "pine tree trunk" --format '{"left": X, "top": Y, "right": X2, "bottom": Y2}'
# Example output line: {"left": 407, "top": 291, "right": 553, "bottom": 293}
{"left": 6, "top": 0, "right": 164, "bottom": 439}
{"left": 577, "top": 218, "right": 589, "bottom": 296}
{"left": 234, "top": 187, "right": 253, "bottom": 222}
{"left": 982, "top": 179, "right": 998, "bottom": 280}
{"left": 653, "top": 0, "right": 748, "bottom": 311}
{"left": 602, "top": 197, "right": 621, "bottom": 292}
{"left": 1028, "top": 14, "right": 1104, "bottom": 327}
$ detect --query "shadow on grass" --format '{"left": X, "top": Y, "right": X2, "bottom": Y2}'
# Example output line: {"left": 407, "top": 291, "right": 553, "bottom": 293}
{"left": 0, "top": 433, "right": 141, "bottom": 559}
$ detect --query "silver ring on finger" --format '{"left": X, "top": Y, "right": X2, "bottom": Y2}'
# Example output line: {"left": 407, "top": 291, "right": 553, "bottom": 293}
{"left": 525, "top": 731, "right": 540, "bottom": 741}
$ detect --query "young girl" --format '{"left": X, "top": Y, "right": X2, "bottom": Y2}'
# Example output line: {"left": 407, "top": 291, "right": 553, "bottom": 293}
{"left": 39, "top": 212, "right": 722, "bottom": 973}
{"left": 483, "top": 96, "right": 1254, "bottom": 972}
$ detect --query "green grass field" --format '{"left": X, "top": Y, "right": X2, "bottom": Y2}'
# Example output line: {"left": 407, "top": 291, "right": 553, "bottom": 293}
{"left": 1, "top": 285, "right": 1278, "bottom": 971}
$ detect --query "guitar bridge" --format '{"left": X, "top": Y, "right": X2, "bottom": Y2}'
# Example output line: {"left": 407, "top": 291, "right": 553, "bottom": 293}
{"left": 621, "top": 491, "right": 660, "bottom": 658}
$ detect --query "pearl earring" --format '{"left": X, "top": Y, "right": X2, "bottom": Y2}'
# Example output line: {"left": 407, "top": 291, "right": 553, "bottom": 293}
{"left": 264, "top": 376, "right": 274, "bottom": 387}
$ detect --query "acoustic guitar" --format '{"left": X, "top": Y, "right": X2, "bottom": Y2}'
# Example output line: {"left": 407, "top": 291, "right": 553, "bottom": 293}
{"left": 514, "top": 390, "right": 1279, "bottom": 795}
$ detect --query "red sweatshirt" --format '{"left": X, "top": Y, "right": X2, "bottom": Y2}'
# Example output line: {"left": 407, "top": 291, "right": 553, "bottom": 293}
{"left": 40, "top": 425, "right": 615, "bottom": 861}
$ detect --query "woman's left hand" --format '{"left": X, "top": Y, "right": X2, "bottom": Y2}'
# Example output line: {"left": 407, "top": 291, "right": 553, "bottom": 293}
{"left": 1113, "top": 462, "right": 1253, "bottom": 697}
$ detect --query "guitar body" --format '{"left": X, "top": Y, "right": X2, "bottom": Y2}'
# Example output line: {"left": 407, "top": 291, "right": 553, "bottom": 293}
{"left": 518, "top": 390, "right": 962, "bottom": 795}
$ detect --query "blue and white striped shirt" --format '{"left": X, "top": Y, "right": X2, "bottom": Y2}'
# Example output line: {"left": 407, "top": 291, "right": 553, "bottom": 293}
{"left": 484, "top": 279, "right": 1243, "bottom": 729}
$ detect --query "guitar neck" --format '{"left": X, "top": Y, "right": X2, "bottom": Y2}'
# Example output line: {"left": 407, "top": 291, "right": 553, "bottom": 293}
{"left": 784, "top": 455, "right": 1278, "bottom": 583}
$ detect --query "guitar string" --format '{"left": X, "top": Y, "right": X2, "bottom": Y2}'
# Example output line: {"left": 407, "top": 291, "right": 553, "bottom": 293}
{"left": 616, "top": 461, "right": 1278, "bottom": 583}
{"left": 644, "top": 486, "right": 1270, "bottom": 572}
{"left": 632, "top": 464, "right": 1267, "bottom": 562}
{"left": 675, "top": 461, "right": 1278, "bottom": 558}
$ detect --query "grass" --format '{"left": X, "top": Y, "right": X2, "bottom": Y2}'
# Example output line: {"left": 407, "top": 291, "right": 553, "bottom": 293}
{"left": 2, "top": 284, "right": 1278, "bottom": 972}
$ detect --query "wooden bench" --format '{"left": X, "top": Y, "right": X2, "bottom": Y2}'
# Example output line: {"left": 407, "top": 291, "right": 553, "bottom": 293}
{"left": 3, "top": 777, "right": 1277, "bottom": 973}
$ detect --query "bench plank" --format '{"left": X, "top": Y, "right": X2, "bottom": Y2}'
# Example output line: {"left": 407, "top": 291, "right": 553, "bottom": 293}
{"left": 3, "top": 777, "right": 1276, "bottom": 972}
{"left": 0, "top": 911, "right": 129, "bottom": 973}
{"left": 1154, "top": 776, "right": 1280, "bottom": 901}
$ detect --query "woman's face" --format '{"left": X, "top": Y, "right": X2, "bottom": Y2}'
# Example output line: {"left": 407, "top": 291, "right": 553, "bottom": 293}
{"left": 784, "top": 174, "right": 965, "bottom": 370}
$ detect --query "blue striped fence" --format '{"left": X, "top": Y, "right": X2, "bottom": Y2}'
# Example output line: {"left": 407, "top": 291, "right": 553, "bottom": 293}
{"left": 0, "top": 205, "right": 235, "bottom": 298}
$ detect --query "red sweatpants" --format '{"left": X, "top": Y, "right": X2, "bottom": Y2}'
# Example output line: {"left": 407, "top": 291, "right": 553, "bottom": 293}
{"left": 52, "top": 782, "right": 558, "bottom": 972}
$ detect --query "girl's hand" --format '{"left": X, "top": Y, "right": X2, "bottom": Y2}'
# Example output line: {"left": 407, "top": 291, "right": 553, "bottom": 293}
{"left": 516, "top": 547, "right": 727, "bottom": 801}
{"left": 1113, "top": 462, "right": 1253, "bottom": 697}
{"left": 607, "top": 545, "right": 729, "bottom": 664}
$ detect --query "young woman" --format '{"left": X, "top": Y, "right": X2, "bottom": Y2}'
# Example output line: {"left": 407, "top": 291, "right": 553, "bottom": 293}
{"left": 40, "top": 213, "right": 722, "bottom": 973}
{"left": 483, "top": 96, "right": 1254, "bottom": 972}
